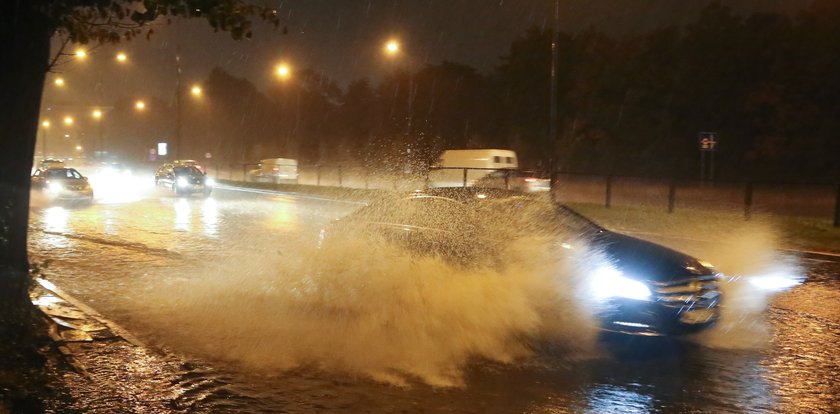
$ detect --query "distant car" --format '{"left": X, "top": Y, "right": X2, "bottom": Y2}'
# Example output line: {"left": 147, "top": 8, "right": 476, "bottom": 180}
{"left": 173, "top": 159, "right": 204, "bottom": 173}
{"left": 247, "top": 158, "right": 298, "bottom": 184}
{"left": 155, "top": 164, "right": 213, "bottom": 196}
{"left": 97, "top": 161, "right": 132, "bottom": 176}
{"left": 31, "top": 167, "right": 93, "bottom": 204}
{"left": 474, "top": 170, "right": 551, "bottom": 192}
{"left": 319, "top": 188, "right": 722, "bottom": 337}
{"left": 36, "top": 158, "right": 65, "bottom": 172}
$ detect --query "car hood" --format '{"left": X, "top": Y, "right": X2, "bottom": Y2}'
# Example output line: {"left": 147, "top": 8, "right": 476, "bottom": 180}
{"left": 53, "top": 178, "right": 88, "bottom": 186}
{"left": 591, "top": 231, "right": 713, "bottom": 283}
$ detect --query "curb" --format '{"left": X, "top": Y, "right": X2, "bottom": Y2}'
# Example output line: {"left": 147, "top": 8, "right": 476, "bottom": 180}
{"left": 30, "top": 278, "right": 145, "bottom": 378}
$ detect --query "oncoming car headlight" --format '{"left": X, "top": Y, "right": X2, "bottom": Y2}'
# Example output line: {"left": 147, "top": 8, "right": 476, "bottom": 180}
{"left": 590, "top": 265, "right": 652, "bottom": 301}
{"left": 177, "top": 177, "right": 189, "bottom": 187}
{"left": 205, "top": 178, "right": 215, "bottom": 186}
{"left": 48, "top": 182, "right": 63, "bottom": 193}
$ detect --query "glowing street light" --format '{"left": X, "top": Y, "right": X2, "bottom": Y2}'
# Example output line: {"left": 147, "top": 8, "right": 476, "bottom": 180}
{"left": 385, "top": 40, "right": 400, "bottom": 56}
{"left": 116, "top": 52, "right": 127, "bottom": 63}
{"left": 41, "top": 120, "right": 50, "bottom": 128}
{"left": 92, "top": 109, "right": 103, "bottom": 119}
{"left": 75, "top": 145, "right": 83, "bottom": 151}
{"left": 135, "top": 100, "right": 146, "bottom": 110}
{"left": 54, "top": 77, "right": 65, "bottom": 87}
{"left": 63, "top": 116, "right": 74, "bottom": 126}
{"left": 74, "top": 49, "right": 87, "bottom": 59}
{"left": 275, "top": 63, "right": 291, "bottom": 79}
{"left": 190, "top": 85, "right": 202, "bottom": 96}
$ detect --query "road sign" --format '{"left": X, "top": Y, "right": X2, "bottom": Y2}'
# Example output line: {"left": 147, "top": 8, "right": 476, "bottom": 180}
{"left": 698, "top": 132, "right": 718, "bottom": 152}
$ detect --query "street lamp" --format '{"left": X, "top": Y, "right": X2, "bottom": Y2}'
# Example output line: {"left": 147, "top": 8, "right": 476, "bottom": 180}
{"left": 54, "top": 77, "right": 65, "bottom": 87}
{"left": 91, "top": 109, "right": 102, "bottom": 119}
{"left": 190, "top": 85, "right": 202, "bottom": 96}
{"left": 63, "top": 116, "right": 73, "bottom": 126}
{"left": 116, "top": 52, "right": 127, "bottom": 63}
{"left": 385, "top": 40, "right": 400, "bottom": 55}
{"left": 135, "top": 100, "right": 146, "bottom": 111}
{"left": 74, "top": 49, "right": 87, "bottom": 59}
{"left": 276, "top": 63, "right": 291, "bottom": 79}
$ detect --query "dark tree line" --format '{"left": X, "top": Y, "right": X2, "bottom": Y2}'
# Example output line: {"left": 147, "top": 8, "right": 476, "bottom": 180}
{"left": 110, "top": 2, "right": 838, "bottom": 183}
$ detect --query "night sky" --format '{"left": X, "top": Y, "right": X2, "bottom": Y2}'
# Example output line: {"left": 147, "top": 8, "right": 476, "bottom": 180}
{"left": 44, "top": 0, "right": 809, "bottom": 113}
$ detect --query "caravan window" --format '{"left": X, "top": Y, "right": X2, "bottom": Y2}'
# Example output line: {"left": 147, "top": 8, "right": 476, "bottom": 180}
{"left": 506, "top": 157, "right": 513, "bottom": 164}
{"left": 493, "top": 156, "right": 501, "bottom": 163}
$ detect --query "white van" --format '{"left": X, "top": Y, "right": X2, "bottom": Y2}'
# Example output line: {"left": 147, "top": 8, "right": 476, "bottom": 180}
{"left": 427, "top": 149, "right": 518, "bottom": 188}
{"left": 248, "top": 158, "right": 299, "bottom": 184}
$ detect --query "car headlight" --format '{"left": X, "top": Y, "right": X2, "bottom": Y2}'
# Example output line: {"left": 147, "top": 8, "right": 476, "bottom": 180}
{"left": 48, "top": 182, "right": 63, "bottom": 193}
{"left": 177, "top": 177, "right": 189, "bottom": 187}
{"left": 590, "top": 265, "right": 652, "bottom": 301}
{"left": 205, "top": 178, "right": 215, "bottom": 186}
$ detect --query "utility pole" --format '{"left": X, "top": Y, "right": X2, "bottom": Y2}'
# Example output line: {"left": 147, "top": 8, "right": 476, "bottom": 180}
{"left": 175, "top": 48, "right": 182, "bottom": 160}
{"left": 548, "top": 0, "right": 560, "bottom": 190}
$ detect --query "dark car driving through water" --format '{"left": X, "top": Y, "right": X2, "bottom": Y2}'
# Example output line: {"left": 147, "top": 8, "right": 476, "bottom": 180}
{"left": 155, "top": 164, "right": 214, "bottom": 196}
{"left": 319, "top": 188, "right": 721, "bottom": 337}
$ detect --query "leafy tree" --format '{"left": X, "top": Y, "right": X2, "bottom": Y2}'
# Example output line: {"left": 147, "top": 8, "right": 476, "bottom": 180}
{"left": 0, "top": 0, "right": 278, "bottom": 342}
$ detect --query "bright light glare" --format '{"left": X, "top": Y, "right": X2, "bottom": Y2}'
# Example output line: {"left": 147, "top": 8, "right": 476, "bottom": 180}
{"left": 48, "top": 182, "right": 63, "bottom": 193}
{"left": 41, "top": 120, "right": 50, "bottom": 128}
{"left": 135, "top": 100, "right": 146, "bottom": 110}
{"left": 205, "top": 178, "right": 215, "bottom": 186}
{"left": 92, "top": 109, "right": 102, "bottom": 119}
{"left": 276, "top": 64, "right": 290, "bottom": 78}
{"left": 75, "top": 145, "right": 83, "bottom": 151}
{"left": 191, "top": 85, "right": 202, "bottom": 96}
{"left": 87, "top": 170, "right": 150, "bottom": 204}
{"left": 177, "top": 177, "right": 189, "bottom": 187}
{"left": 63, "top": 116, "right": 73, "bottom": 125}
{"left": 590, "top": 265, "right": 652, "bottom": 301}
{"left": 385, "top": 40, "right": 399, "bottom": 55}
{"left": 748, "top": 273, "right": 803, "bottom": 291}
{"left": 116, "top": 52, "right": 127, "bottom": 62}
{"left": 54, "top": 78, "right": 65, "bottom": 87}
{"left": 75, "top": 49, "right": 87, "bottom": 59}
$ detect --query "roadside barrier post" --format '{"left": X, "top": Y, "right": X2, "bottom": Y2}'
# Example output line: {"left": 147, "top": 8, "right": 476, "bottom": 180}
{"left": 744, "top": 182, "right": 754, "bottom": 220}
{"left": 668, "top": 181, "right": 676, "bottom": 213}
{"left": 463, "top": 168, "right": 468, "bottom": 187}
{"left": 834, "top": 182, "right": 840, "bottom": 227}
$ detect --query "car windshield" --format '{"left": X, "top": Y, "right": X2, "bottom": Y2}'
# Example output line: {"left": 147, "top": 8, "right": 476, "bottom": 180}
{"left": 173, "top": 166, "right": 203, "bottom": 176}
{"left": 45, "top": 168, "right": 82, "bottom": 180}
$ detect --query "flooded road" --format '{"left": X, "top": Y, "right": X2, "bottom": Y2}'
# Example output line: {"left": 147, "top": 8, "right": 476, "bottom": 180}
{"left": 28, "top": 180, "right": 840, "bottom": 413}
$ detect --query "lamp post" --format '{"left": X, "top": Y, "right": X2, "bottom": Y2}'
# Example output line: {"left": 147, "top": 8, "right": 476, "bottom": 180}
{"left": 40, "top": 120, "right": 50, "bottom": 159}
{"left": 383, "top": 39, "right": 415, "bottom": 161}
{"left": 275, "top": 63, "right": 299, "bottom": 149}
{"left": 92, "top": 109, "right": 103, "bottom": 156}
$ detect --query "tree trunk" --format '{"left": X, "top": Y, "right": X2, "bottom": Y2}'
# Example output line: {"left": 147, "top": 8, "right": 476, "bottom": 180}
{"left": 0, "top": 1, "right": 53, "bottom": 336}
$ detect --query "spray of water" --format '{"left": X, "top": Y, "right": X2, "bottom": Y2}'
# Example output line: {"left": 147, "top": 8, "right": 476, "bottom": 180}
{"left": 135, "top": 231, "right": 600, "bottom": 386}
{"left": 673, "top": 221, "right": 804, "bottom": 349}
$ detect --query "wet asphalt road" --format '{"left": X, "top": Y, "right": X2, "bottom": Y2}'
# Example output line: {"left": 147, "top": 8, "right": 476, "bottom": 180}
{"left": 28, "top": 177, "right": 840, "bottom": 413}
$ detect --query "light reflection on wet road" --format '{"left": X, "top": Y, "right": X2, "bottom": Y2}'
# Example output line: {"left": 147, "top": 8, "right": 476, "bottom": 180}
{"left": 28, "top": 182, "right": 840, "bottom": 413}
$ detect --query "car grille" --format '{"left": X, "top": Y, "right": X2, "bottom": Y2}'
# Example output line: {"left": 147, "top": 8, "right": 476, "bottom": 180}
{"left": 653, "top": 274, "right": 721, "bottom": 310}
